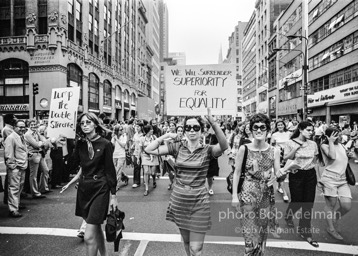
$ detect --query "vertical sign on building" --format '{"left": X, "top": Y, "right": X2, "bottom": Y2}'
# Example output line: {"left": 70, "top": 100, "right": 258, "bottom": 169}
{"left": 47, "top": 87, "right": 80, "bottom": 139}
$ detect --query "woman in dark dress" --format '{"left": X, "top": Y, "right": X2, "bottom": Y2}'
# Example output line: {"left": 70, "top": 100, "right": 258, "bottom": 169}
{"left": 69, "top": 113, "right": 118, "bottom": 256}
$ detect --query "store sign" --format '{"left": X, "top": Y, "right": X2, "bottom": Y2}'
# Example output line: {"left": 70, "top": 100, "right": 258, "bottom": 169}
{"left": 0, "top": 104, "right": 29, "bottom": 111}
{"left": 278, "top": 98, "right": 300, "bottom": 115}
{"left": 47, "top": 87, "right": 80, "bottom": 139}
{"left": 5, "top": 78, "right": 23, "bottom": 84}
{"left": 165, "top": 64, "right": 237, "bottom": 116}
{"left": 307, "top": 82, "right": 358, "bottom": 107}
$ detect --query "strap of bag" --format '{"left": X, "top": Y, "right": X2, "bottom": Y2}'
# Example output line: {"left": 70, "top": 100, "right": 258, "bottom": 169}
{"left": 241, "top": 145, "right": 248, "bottom": 175}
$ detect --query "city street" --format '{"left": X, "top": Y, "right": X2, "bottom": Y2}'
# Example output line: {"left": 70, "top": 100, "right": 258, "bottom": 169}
{"left": 0, "top": 150, "right": 357, "bottom": 256}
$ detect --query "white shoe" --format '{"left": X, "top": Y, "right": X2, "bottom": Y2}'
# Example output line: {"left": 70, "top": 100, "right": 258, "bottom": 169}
{"left": 132, "top": 184, "right": 139, "bottom": 188}
{"left": 283, "top": 195, "right": 289, "bottom": 202}
{"left": 278, "top": 188, "right": 284, "bottom": 194}
{"left": 208, "top": 189, "right": 214, "bottom": 195}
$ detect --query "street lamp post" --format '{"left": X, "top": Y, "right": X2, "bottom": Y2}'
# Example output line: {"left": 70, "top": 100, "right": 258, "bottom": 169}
{"left": 287, "top": 34, "right": 309, "bottom": 121}
{"left": 273, "top": 33, "right": 309, "bottom": 121}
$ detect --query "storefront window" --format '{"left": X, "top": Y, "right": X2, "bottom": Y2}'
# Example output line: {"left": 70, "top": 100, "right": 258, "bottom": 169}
{"left": 88, "top": 73, "right": 99, "bottom": 109}
{"left": 0, "top": 58, "right": 29, "bottom": 103}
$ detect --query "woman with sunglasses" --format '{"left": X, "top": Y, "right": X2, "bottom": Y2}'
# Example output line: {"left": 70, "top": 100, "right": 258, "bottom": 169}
{"left": 283, "top": 121, "right": 319, "bottom": 248}
{"left": 317, "top": 126, "right": 353, "bottom": 241}
{"left": 270, "top": 120, "right": 291, "bottom": 203}
{"left": 232, "top": 114, "right": 280, "bottom": 256}
{"left": 67, "top": 113, "right": 118, "bottom": 256}
{"left": 145, "top": 108, "right": 228, "bottom": 256}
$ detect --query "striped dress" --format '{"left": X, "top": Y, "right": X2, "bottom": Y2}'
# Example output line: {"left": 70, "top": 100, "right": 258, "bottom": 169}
{"left": 166, "top": 141, "right": 213, "bottom": 233}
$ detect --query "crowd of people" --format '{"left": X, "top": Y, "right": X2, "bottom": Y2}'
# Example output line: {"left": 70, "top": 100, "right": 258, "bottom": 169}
{"left": 0, "top": 111, "right": 357, "bottom": 256}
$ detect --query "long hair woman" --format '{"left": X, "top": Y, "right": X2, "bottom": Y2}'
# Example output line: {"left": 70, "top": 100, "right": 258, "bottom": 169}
{"left": 270, "top": 120, "right": 291, "bottom": 202}
{"left": 69, "top": 113, "right": 118, "bottom": 256}
{"left": 139, "top": 124, "right": 159, "bottom": 196}
{"left": 318, "top": 126, "right": 353, "bottom": 241}
{"left": 232, "top": 113, "right": 280, "bottom": 255}
{"left": 145, "top": 108, "right": 227, "bottom": 256}
{"left": 131, "top": 121, "right": 144, "bottom": 188}
{"left": 283, "top": 121, "right": 319, "bottom": 247}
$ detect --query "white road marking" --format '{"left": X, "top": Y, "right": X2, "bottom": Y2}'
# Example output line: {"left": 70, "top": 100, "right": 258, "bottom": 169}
{"left": 134, "top": 240, "right": 149, "bottom": 256}
{"left": 0, "top": 227, "right": 357, "bottom": 254}
{"left": 125, "top": 175, "right": 227, "bottom": 181}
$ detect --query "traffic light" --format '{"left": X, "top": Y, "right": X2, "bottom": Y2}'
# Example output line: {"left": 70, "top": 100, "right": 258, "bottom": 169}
{"left": 283, "top": 81, "right": 288, "bottom": 90}
{"left": 33, "top": 83, "right": 39, "bottom": 95}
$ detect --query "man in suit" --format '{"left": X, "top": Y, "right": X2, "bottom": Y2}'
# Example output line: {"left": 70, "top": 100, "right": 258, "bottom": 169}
{"left": 4, "top": 120, "right": 28, "bottom": 217}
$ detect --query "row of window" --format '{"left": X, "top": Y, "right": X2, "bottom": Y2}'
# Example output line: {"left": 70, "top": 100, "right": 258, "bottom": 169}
{"left": 310, "top": 63, "right": 358, "bottom": 93}
{"left": 308, "top": 31, "right": 358, "bottom": 70}
{"left": 308, "top": 0, "right": 337, "bottom": 25}
{"left": 309, "top": 0, "right": 358, "bottom": 48}
{"left": 280, "top": 4, "right": 302, "bottom": 39}
{"left": 279, "top": 55, "right": 302, "bottom": 79}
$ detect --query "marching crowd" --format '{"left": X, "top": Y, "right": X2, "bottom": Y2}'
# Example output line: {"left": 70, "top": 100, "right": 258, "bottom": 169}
{"left": 0, "top": 111, "right": 357, "bottom": 256}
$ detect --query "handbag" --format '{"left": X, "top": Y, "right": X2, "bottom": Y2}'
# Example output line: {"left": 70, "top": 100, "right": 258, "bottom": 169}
{"left": 346, "top": 163, "right": 356, "bottom": 186}
{"left": 125, "top": 151, "right": 132, "bottom": 166}
{"left": 105, "top": 205, "right": 125, "bottom": 252}
{"left": 226, "top": 145, "right": 248, "bottom": 194}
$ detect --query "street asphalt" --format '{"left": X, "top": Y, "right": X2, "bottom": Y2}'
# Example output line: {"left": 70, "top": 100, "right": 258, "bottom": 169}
{"left": 0, "top": 150, "right": 357, "bottom": 255}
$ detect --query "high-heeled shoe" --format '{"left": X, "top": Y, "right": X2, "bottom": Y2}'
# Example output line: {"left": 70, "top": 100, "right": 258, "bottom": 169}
{"left": 121, "top": 175, "right": 129, "bottom": 186}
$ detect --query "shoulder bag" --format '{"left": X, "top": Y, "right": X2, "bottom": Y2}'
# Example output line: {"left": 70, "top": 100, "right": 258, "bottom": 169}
{"left": 226, "top": 145, "right": 248, "bottom": 194}
{"left": 346, "top": 163, "right": 356, "bottom": 186}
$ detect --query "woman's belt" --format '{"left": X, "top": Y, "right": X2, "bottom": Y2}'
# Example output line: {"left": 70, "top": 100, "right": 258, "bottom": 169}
{"left": 81, "top": 174, "right": 105, "bottom": 180}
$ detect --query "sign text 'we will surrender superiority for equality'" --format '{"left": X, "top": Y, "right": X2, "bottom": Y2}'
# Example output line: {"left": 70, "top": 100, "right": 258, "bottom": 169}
{"left": 165, "top": 64, "right": 237, "bottom": 116}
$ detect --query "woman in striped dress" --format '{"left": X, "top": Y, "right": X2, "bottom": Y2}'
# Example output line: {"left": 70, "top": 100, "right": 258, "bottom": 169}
{"left": 145, "top": 109, "right": 228, "bottom": 256}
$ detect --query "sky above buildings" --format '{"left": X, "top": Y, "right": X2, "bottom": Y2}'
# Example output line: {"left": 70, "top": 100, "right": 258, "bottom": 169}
{"left": 166, "top": 0, "right": 255, "bottom": 65}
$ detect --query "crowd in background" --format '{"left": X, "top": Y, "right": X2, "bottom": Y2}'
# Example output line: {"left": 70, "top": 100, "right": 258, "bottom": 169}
{"left": 0, "top": 112, "right": 357, "bottom": 255}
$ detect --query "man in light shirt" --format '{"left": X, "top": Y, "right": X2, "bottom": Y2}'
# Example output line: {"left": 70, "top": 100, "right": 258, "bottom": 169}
{"left": 24, "top": 120, "right": 50, "bottom": 199}
{"left": 4, "top": 120, "right": 28, "bottom": 217}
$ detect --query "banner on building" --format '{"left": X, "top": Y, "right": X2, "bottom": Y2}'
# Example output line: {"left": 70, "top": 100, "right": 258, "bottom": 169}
{"left": 47, "top": 87, "right": 80, "bottom": 139}
{"left": 165, "top": 64, "right": 237, "bottom": 116}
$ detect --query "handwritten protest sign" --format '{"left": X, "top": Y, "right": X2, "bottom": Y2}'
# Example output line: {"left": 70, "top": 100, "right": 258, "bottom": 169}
{"left": 46, "top": 87, "right": 80, "bottom": 139}
{"left": 165, "top": 64, "right": 237, "bottom": 116}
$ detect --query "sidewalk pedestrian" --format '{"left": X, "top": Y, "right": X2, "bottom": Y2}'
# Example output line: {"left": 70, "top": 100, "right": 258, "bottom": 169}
{"left": 4, "top": 120, "right": 28, "bottom": 218}
{"left": 145, "top": 108, "right": 228, "bottom": 256}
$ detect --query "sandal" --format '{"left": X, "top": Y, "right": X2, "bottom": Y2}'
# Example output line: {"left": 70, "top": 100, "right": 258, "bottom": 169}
{"left": 299, "top": 233, "right": 319, "bottom": 248}
{"left": 143, "top": 190, "right": 149, "bottom": 196}
{"left": 168, "top": 184, "right": 172, "bottom": 190}
{"left": 326, "top": 228, "right": 343, "bottom": 240}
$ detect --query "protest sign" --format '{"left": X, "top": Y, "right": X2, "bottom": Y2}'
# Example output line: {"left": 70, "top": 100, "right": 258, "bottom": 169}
{"left": 46, "top": 87, "right": 80, "bottom": 139}
{"left": 165, "top": 64, "right": 237, "bottom": 116}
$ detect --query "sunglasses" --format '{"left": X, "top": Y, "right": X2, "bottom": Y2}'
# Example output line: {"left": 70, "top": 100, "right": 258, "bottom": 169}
{"left": 184, "top": 125, "right": 201, "bottom": 132}
{"left": 252, "top": 125, "right": 267, "bottom": 131}
{"left": 80, "top": 120, "right": 93, "bottom": 126}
